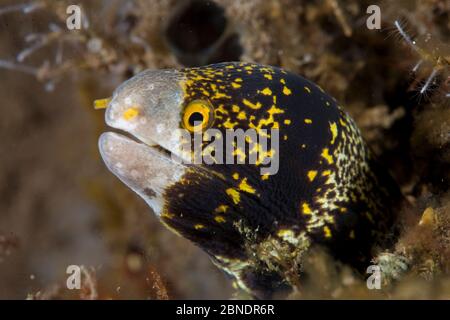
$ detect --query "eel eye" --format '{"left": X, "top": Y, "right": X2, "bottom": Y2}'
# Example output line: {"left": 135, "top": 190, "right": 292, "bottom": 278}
{"left": 182, "top": 100, "right": 214, "bottom": 132}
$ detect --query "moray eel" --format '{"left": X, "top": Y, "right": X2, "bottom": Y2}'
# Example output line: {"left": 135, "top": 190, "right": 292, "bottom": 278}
{"left": 98, "top": 62, "right": 402, "bottom": 299}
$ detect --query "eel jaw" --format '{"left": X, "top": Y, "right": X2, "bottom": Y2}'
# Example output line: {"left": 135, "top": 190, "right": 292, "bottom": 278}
{"left": 98, "top": 131, "right": 186, "bottom": 216}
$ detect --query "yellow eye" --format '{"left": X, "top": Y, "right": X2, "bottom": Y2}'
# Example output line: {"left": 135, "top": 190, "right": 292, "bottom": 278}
{"left": 182, "top": 100, "right": 214, "bottom": 132}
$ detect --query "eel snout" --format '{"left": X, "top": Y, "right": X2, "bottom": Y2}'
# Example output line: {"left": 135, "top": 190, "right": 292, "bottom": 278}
{"left": 99, "top": 131, "right": 186, "bottom": 216}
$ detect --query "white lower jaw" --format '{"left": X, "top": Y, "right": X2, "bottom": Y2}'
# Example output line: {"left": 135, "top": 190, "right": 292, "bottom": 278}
{"left": 98, "top": 131, "right": 186, "bottom": 216}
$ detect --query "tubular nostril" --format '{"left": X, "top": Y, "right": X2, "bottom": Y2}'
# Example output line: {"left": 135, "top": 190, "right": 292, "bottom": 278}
{"left": 165, "top": 0, "right": 242, "bottom": 66}
{"left": 104, "top": 102, "right": 142, "bottom": 131}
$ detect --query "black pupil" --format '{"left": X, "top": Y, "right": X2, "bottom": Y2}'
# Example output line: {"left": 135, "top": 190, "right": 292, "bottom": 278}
{"left": 189, "top": 112, "right": 204, "bottom": 126}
